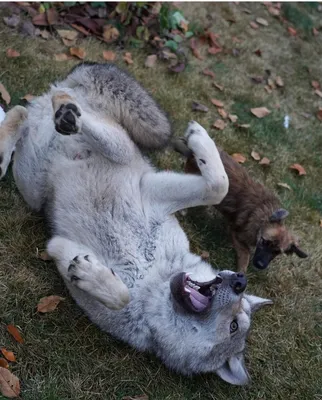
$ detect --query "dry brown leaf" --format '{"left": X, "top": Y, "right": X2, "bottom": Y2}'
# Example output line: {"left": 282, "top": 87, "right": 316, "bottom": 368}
{"left": 259, "top": 157, "right": 270, "bottom": 166}
{"left": 70, "top": 47, "right": 86, "bottom": 60}
{"left": 268, "top": 6, "right": 280, "bottom": 16}
{"left": 208, "top": 47, "right": 222, "bottom": 55}
{"left": 267, "top": 78, "right": 276, "bottom": 89}
{"left": 277, "top": 182, "right": 292, "bottom": 190}
{"left": 288, "top": 27, "right": 297, "bottom": 36}
{"left": 231, "top": 153, "right": 246, "bottom": 164}
{"left": 290, "top": 163, "right": 306, "bottom": 176}
{"left": 103, "top": 25, "right": 119, "bottom": 42}
{"left": 251, "top": 107, "right": 271, "bottom": 118}
{"left": 317, "top": 108, "right": 322, "bottom": 121}
{"left": 217, "top": 108, "right": 228, "bottom": 119}
{"left": 0, "top": 349, "right": 15, "bottom": 363}
{"left": 311, "top": 80, "right": 320, "bottom": 89}
{"left": 315, "top": 89, "right": 322, "bottom": 98}
{"left": 21, "top": 94, "right": 35, "bottom": 102}
{"left": 103, "top": 51, "right": 116, "bottom": 61}
{"left": 256, "top": 17, "right": 269, "bottom": 26}
{"left": 6, "top": 49, "right": 20, "bottom": 58}
{"left": 0, "top": 367, "right": 20, "bottom": 398}
{"left": 145, "top": 54, "right": 157, "bottom": 68}
{"left": 180, "top": 20, "right": 189, "bottom": 33}
{"left": 203, "top": 69, "right": 215, "bottom": 79}
{"left": 123, "top": 52, "right": 133, "bottom": 65}
{"left": 213, "top": 119, "right": 226, "bottom": 130}
{"left": 7, "top": 325, "right": 23, "bottom": 344}
{"left": 39, "top": 29, "right": 50, "bottom": 39}
{"left": 200, "top": 251, "right": 210, "bottom": 260}
{"left": 228, "top": 114, "right": 238, "bottom": 123}
{"left": 265, "top": 85, "right": 272, "bottom": 94}
{"left": 54, "top": 53, "right": 73, "bottom": 61}
{"left": 57, "top": 29, "right": 78, "bottom": 41}
{"left": 213, "top": 82, "right": 224, "bottom": 91}
{"left": 250, "top": 21, "right": 259, "bottom": 29}
{"left": 0, "top": 83, "right": 11, "bottom": 105}
{"left": 37, "top": 295, "right": 65, "bottom": 313}
{"left": 275, "top": 76, "right": 284, "bottom": 87}
{"left": 211, "top": 98, "right": 224, "bottom": 107}
{"left": 237, "top": 123, "right": 250, "bottom": 129}
{"left": 251, "top": 151, "right": 261, "bottom": 161}
{"left": 0, "top": 359, "right": 9, "bottom": 369}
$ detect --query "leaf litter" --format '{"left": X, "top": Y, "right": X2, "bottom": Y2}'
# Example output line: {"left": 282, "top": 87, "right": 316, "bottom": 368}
{"left": 0, "top": 367, "right": 20, "bottom": 398}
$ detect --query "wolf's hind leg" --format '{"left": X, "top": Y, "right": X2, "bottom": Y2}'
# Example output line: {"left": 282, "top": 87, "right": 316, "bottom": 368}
{"left": 47, "top": 236, "right": 130, "bottom": 310}
{"left": 0, "top": 106, "right": 28, "bottom": 179}
{"left": 52, "top": 92, "right": 137, "bottom": 164}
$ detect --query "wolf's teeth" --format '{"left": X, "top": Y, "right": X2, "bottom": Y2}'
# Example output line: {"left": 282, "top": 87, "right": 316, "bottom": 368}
{"left": 184, "top": 287, "right": 191, "bottom": 294}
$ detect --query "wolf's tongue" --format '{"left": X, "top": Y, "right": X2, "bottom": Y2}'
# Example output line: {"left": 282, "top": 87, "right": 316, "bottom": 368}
{"left": 189, "top": 288, "right": 209, "bottom": 311}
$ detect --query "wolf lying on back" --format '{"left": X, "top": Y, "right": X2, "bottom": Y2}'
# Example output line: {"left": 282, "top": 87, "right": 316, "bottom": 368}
{"left": 0, "top": 63, "right": 272, "bottom": 385}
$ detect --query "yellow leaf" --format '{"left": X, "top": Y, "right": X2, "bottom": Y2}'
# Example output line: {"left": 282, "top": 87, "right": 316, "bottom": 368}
{"left": 211, "top": 98, "right": 224, "bottom": 108}
{"left": 231, "top": 153, "right": 246, "bottom": 163}
{"left": 69, "top": 47, "right": 86, "bottom": 60}
{"left": 250, "top": 107, "right": 271, "bottom": 118}
{"left": 37, "top": 295, "right": 65, "bottom": 313}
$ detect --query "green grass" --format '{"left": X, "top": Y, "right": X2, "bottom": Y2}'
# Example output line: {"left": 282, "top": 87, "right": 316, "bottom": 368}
{"left": 0, "top": 2, "right": 322, "bottom": 400}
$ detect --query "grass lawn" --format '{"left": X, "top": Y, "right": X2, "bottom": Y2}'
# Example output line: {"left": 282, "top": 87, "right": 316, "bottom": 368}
{"left": 0, "top": 2, "right": 322, "bottom": 399}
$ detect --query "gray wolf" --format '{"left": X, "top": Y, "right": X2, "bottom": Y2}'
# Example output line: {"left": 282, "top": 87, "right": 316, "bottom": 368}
{"left": 0, "top": 63, "right": 272, "bottom": 385}
{"left": 173, "top": 138, "right": 308, "bottom": 272}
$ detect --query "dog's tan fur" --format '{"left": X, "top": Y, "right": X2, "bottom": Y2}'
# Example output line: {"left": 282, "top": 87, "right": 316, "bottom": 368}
{"left": 174, "top": 139, "right": 306, "bottom": 272}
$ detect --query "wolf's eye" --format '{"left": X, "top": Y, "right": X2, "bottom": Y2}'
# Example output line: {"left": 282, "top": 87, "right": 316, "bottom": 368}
{"left": 230, "top": 319, "right": 238, "bottom": 334}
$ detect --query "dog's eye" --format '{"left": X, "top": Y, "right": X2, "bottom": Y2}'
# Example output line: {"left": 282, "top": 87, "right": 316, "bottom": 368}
{"left": 230, "top": 319, "right": 238, "bottom": 334}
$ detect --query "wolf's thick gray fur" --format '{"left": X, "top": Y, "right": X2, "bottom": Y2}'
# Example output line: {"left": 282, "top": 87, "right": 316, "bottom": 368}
{"left": 0, "top": 63, "right": 272, "bottom": 385}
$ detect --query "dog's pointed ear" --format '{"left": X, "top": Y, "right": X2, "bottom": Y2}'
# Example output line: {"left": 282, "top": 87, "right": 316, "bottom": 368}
{"left": 269, "top": 208, "right": 289, "bottom": 223}
{"left": 291, "top": 244, "right": 308, "bottom": 258}
{"left": 216, "top": 354, "right": 250, "bottom": 386}
{"left": 245, "top": 294, "right": 273, "bottom": 312}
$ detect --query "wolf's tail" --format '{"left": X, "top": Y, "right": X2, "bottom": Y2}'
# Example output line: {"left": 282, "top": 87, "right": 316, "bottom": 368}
{"left": 58, "top": 62, "right": 172, "bottom": 150}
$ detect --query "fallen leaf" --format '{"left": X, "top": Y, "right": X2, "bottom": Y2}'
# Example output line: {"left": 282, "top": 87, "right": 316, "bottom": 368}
{"left": 268, "top": 6, "right": 280, "bottom": 16}
{"left": 277, "top": 182, "right": 292, "bottom": 190}
{"left": 231, "top": 153, "right": 246, "bottom": 163}
{"left": 256, "top": 17, "right": 269, "bottom": 26}
{"left": 275, "top": 76, "right": 284, "bottom": 87}
{"left": 254, "top": 49, "right": 262, "bottom": 57}
{"left": 251, "top": 107, "right": 271, "bottom": 118}
{"left": 103, "top": 25, "right": 119, "bottom": 42}
{"left": 315, "top": 89, "right": 322, "bottom": 98}
{"left": 3, "top": 15, "right": 20, "bottom": 28}
{"left": 290, "top": 163, "right": 306, "bottom": 176}
{"left": 57, "top": 29, "right": 78, "bottom": 47}
{"left": 101, "top": 51, "right": 116, "bottom": 62}
{"left": 70, "top": 47, "right": 86, "bottom": 60}
{"left": 145, "top": 54, "right": 157, "bottom": 68}
{"left": 0, "top": 349, "right": 15, "bottom": 363}
{"left": 32, "top": 13, "right": 48, "bottom": 26}
{"left": 0, "top": 83, "right": 11, "bottom": 105}
{"left": 180, "top": 20, "right": 189, "bottom": 33}
{"left": 0, "top": 359, "right": 9, "bottom": 369}
{"left": 54, "top": 53, "right": 73, "bottom": 61}
{"left": 0, "top": 367, "right": 20, "bottom": 398}
{"left": 39, "top": 29, "right": 50, "bottom": 39}
{"left": 7, "top": 325, "right": 23, "bottom": 344}
{"left": 228, "top": 114, "right": 238, "bottom": 123}
{"left": 213, "top": 119, "right": 226, "bottom": 130}
{"left": 203, "top": 69, "right": 215, "bottom": 79}
{"left": 265, "top": 85, "right": 273, "bottom": 94}
{"left": 267, "top": 78, "right": 275, "bottom": 89}
{"left": 237, "top": 123, "right": 250, "bottom": 129}
{"left": 217, "top": 108, "right": 228, "bottom": 119}
{"left": 320, "top": 219, "right": 322, "bottom": 228}
{"left": 38, "top": 250, "right": 51, "bottom": 261}
{"left": 312, "top": 80, "right": 320, "bottom": 89}
{"left": 208, "top": 47, "right": 222, "bottom": 55}
{"left": 251, "top": 75, "right": 264, "bottom": 84}
{"left": 259, "top": 157, "right": 270, "bottom": 165}
{"left": 37, "top": 295, "right": 65, "bottom": 313}
{"left": 190, "top": 38, "right": 203, "bottom": 60}
{"left": 46, "top": 7, "right": 59, "bottom": 25}
{"left": 211, "top": 98, "right": 224, "bottom": 108}
{"left": 71, "top": 23, "right": 90, "bottom": 36}
{"left": 213, "top": 82, "right": 224, "bottom": 91}
{"left": 317, "top": 108, "right": 322, "bottom": 121}
{"left": 122, "top": 395, "right": 148, "bottom": 400}
{"left": 313, "top": 27, "right": 319, "bottom": 36}
{"left": 251, "top": 151, "right": 261, "bottom": 161}
{"left": 206, "top": 31, "right": 221, "bottom": 48}
{"left": 200, "top": 251, "right": 210, "bottom": 260}
{"left": 6, "top": 49, "right": 20, "bottom": 58}
{"left": 123, "top": 52, "right": 133, "bottom": 65}
{"left": 250, "top": 21, "right": 259, "bottom": 29}
{"left": 288, "top": 27, "right": 297, "bottom": 36}
{"left": 192, "top": 102, "right": 209, "bottom": 113}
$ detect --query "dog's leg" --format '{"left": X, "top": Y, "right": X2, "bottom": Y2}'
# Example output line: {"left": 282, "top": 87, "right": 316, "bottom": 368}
{"left": 231, "top": 232, "right": 250, "bottom": 272}
{"left": 47, "top": 236, "right": 130, "bottom": 310}
{"left": 0, "top": 106, "right": 28, "bottom": 179}
{"left": 52, "top": 92, "right": 136, "bottom": 164}
{"left": 141, "top": 121, "right": 228, "bottom": 215}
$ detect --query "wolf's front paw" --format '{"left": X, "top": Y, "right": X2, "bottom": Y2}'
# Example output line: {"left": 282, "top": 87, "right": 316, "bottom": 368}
{"left": 52, "top": 92, "right": 82, "bottom": 135}
{"left": 68, "top": 254, "right": 130, "bottom": 310}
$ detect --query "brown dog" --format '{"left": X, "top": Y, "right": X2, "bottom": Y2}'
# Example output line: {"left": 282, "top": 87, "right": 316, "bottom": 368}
{"left": 173, "top": 138, "right": 308, "bottom": 272}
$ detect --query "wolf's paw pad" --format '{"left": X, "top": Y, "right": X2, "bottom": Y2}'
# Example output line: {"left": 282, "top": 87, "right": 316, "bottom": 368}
{"left": 54, "top": 103, "right": 81, "bottom": 135}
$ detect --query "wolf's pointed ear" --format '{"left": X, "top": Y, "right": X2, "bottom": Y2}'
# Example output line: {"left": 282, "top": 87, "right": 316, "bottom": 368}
{"left": 245, "top": 294, "right": 273, "bottom": 312}
{"left": 216, "top": 354, "right": 250, "bottom": 386}
{"left": 291, "top": 244, "right": 308, "bottom": 259}
{"left": 269, "top": 208, "right": 289, "bottom": 223}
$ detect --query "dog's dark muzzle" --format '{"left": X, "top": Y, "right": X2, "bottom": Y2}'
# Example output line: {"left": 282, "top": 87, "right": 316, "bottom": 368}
{"left": 253, "top": 242, "right": 278, "bottom": 270}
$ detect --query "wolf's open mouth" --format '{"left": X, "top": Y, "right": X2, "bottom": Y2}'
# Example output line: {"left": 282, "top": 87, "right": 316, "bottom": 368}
{"left": 170, "top": 272, "right": 223, "bottom": 313}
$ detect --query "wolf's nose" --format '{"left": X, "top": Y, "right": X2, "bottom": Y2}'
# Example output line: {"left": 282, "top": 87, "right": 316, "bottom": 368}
{"left": 230, "top": 273, "right": 247, "bottom": 294}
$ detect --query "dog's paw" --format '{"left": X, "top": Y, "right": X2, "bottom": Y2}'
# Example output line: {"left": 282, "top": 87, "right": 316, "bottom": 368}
{"left": 52, "top": 92, "right": 82, "bottom": 135}
{"left": 68, "top": 254, "right": 130, "bottom": 310}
